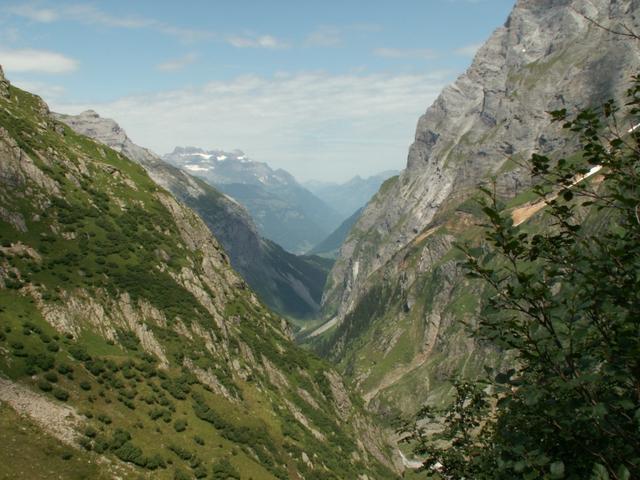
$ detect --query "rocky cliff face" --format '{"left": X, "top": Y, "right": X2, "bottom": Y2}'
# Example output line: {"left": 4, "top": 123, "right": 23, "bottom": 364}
{"left": 0, "top": 76, "right": 399, "bottom": 478}
{"left": 56, "top": 110, "right": 331, "bottom": 320}
{"left": 316, "top": 0, "right": 640, "bottom": 414}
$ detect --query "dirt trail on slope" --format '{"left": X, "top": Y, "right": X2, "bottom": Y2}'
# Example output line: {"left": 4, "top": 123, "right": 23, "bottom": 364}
{"left": 363, "top": 350, "right": 431, "bottom": 404}
{"left": 511, "top": 165, "right": 604, "bottom": 226}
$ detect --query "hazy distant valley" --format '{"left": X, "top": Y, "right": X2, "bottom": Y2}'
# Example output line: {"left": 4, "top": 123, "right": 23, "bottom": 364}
{"left": 164, "top": 146, "right": 394, "bottom": 256}
{"left": 1, "top": 0, "right": 640, "bottom": 479}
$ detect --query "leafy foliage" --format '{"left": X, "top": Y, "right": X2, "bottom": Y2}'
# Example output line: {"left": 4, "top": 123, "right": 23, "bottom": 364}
{"left": 404, "top": 75, "right": 640, "bottom": 479}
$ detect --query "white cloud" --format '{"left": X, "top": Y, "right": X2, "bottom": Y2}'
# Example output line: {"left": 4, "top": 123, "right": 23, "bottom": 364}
{"left": 454, "top": 42, "right": 483, "bottom": 57}
{"left": 0, "top": 48, "right": 78, "bottom": 73}
{"left": 306, "top": 26, "right": 342, "bottom": 47}
{"left": 156, "top": 53, "right": 198, "bottom": 72}
{"left": 373, "top": 47, "right": 438, "bottom": 60}
{"left": 11, "top": 78, "right": 65, "bottom": 98}
{"left": 227, "top": 34, "right": 289, "bottom": 49}
{"left": 5, "top": 2, "right": 214, "bottom": 43}
{"left": 51, "top": 71, "right": 451, "bottom": 182}
{"left": 5, "top": 4, "right": 58, "bottom": 22}
{"left": 305, "top": 24, "right": 382, "bottom": 48}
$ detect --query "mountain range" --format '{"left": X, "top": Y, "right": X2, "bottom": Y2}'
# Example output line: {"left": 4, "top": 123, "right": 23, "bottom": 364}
{"left": 2, "top": 0, "right": 638, "bottom": 477}
{"left": 164, "top": 147, "right": 343, "bottom": 254}
{"left": 304, "top": 171, "right": 399, "bottom": 219}
{"left": 55, "top": 111, "right": 332, "bottom": 321}
{"left": 309, "top": 0, "right": 640, "bottom": 417}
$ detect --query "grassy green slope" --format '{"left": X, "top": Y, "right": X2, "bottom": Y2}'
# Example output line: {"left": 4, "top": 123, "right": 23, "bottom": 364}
{"left": 0, "top": 79, "right": 397, "bottom": 479}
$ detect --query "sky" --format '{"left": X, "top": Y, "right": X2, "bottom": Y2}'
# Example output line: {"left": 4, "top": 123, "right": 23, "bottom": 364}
{"left": 0, "top": 0, "right": 516, "bottom": 182}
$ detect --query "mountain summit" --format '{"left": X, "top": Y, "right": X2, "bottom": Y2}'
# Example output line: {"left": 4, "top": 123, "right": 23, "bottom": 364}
{"left": 165, "top": 147, "right": 343, "bottom": 253}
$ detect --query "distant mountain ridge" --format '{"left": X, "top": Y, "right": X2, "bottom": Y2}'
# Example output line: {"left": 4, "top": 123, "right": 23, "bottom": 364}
{"left": 167, "top": 146, "right": 296, "bottom": 187}
{"left": 309, "top": 207, "right": 364, "bottom": 258}
{"left": 164, "top": 147, "right": 343, "bottom": 253}
{"left": 304, "top": 170, "right": 400, "bottom": 219}
{"left": 56, "top": 110, "right": 331, "bottom": 319}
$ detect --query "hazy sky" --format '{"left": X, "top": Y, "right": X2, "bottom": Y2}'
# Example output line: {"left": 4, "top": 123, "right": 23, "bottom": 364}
{"left": 0, "top": 0, "right": 515, "bottom": 182}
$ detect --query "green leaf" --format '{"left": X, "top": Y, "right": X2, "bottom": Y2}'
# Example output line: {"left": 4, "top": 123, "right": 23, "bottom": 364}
{"left": 550, "top": 461, "right": 565, "bottom": 478}
{"left": 616, "top": 465, "right": 630, "bottom": 480}
{"left": 514, "top": 460, "right": 526, "bottom": 473}
{"left": 591, "top": 464, "right": 610, "bottom": 480}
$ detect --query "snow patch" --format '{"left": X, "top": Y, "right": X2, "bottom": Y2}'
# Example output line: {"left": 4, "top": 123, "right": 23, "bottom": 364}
{"left": 185, "top": 164, "right": 210, "bottom": 172}
{"left": 181, "top": 152, "right": 213, "bottom": 160}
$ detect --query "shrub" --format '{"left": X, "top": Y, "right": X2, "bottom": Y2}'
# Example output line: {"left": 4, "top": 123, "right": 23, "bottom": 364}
{"left": 211, "top": 458, "right": 240, "bottom": 480}
{"left": 167, "top": 443, "right": 192, "bottom": 461}
{"left": 145, "top": 453, "right": 166, "bottom": 470}
{"left": 57, "top": 363, "right": 73, "bottom": 375}
{"left": 193, "top": 465, "right": 208, "bottom": 478}
{"left": 174, "top": 469, "right": 190, "bottom": 480}
{"left": 44, "top": 371, "right": 58, "bottom": 383}
{"left": 68, "top": 344, "right": 90, "bottom": 361}
{"left": 27, "top": 353, "right": 55, "bottom": 371}
{"left": 97, "top": 413, "right": 112, "bottom": 425}
{"left": 38, "top": 379, "right": 53, "bottom": 392}
{"left": 173, "top": 419, "right": 187, "bottom": 432}
{"left": 53, "top": 387, "right": 69, "bottom": 401}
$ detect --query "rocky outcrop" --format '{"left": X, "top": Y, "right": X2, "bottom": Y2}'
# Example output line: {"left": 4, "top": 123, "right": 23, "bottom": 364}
{"left": 318, "top": 0, "right": 640, "bottom": 413}
{"left": 0, "top": 65, "right": 9, "bottom": 99}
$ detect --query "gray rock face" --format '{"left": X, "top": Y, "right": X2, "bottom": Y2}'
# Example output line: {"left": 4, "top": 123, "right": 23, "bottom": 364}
{"left": 56, "top": 111, "right": 331, "bottom": 319}
{"left": 0, "top": 65, "right": 9, "bottom": 98}
{"left": 323, "top": 0, "right": 640, "bottom": 325}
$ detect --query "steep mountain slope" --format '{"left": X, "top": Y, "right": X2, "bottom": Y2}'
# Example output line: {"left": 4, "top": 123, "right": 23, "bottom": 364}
{"left": 304, "top": 171, "right": 399, "bottom": 220}
{"left": 56, "top": 111, "right": 330, "bottom": 320}
{"left": 164, "top": 147, "right": 342, "bottom": 254}
{"left": 309, "top": 207, "right": 365, "bottom": 258}
{"left": 0, "top": 70, "right": 399, "bottom": 479}
{"left": 314, "top": 0, "right": 640, "bottom": 416}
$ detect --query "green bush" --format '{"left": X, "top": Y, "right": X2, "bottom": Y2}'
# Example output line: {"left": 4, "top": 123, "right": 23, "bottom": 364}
{"left": 37, "top": 379, "right": 53, "bottom": 392}
{"left": 97, "top": 413, "right": 112, "bottom": 424}
{"left": 57, "top": 363, "right": 73, "bottom": 375}
{"left": 211, "top": 458, "right": 240, "bottom": 480}
{"left": 173, "top": 419, "right": 187, "bottom": 432}
{"left": 53, "top": 387, "right": 69, "bottom": 401}
{"left": 167, "top": 443, "right": 192, "bottom": 461}
{"left": 173, "top": 469, "right": 190, "bottom": 480}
